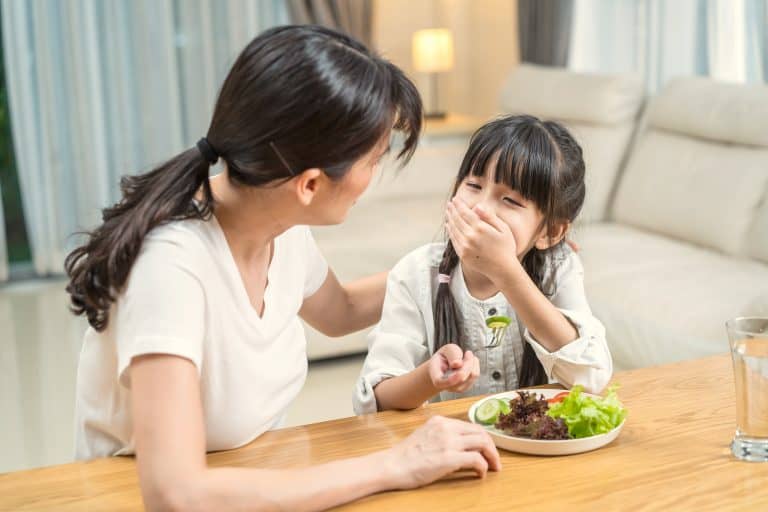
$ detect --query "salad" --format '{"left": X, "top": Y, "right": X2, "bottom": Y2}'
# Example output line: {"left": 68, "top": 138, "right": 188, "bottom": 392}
{"left": 474, "top": 385, "right": 627, "bottom": 440}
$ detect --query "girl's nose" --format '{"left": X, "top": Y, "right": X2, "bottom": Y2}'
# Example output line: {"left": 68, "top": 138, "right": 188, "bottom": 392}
{"left": 475, "top": 198, "right": 495, "bottom": 215}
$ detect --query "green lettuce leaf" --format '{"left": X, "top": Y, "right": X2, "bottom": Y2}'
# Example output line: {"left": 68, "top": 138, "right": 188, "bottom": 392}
{"left": 546, "top": 385, "right": 627, "bottom": 439}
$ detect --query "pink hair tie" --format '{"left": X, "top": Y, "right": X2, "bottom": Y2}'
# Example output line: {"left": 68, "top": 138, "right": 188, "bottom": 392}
{"left": 438, "top": 273, "right": 451, "bottom": 284}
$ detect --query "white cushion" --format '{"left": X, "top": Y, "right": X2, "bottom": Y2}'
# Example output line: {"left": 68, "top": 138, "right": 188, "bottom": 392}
{"left": 747, "top": 197, "right": 768, "bottom": 263}
{"left": 565, "top": 123, "right": 636, "bottom": 223}
{"left": 499, "top": 64, "right": 644, "bottom": 223}
{"left": 612, "top": 130, "right": 768, "bottom": 255}
{"left": 360, "top": 143, "right": 464, "bottom": 203}
{"left": 500, "top": 64, "right": 644, "bottom": 125}
{"left": 575, "top": 222, "right": 768, "bottom": 370}
{"left": 312, "top": 195, "right": 445, "bottom": 281}
{"left": 647, "top": 77, "right": 768, "bottom": 148}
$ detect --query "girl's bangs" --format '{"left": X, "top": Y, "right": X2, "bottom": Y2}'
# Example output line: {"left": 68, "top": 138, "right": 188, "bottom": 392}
{"left": 458, "top": 121, "right": 559, "bottom": 212}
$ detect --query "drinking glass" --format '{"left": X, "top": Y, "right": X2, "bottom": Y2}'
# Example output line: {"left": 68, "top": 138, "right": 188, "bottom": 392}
{"left": 727, "top": 317, "right": 768, "bottom": 462}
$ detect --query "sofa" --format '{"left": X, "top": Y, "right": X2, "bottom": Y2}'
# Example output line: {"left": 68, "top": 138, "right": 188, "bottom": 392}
{"left": 306, "top": 141, "right": 465, "bottom": 359}
{"left": 307, "top": 64, "right": 768, "bottom": 372}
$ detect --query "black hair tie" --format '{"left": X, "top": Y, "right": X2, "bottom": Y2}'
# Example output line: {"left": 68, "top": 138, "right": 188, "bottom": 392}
{"left": 196, "top": 137, "right": 219, "bottom": 165}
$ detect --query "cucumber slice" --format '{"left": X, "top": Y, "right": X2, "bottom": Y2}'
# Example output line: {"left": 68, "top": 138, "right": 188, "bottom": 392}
{"left": 475, "top": 398, "right": 503, "bottom": 425}
{"left": 486, "top": 315, "right": 511, "bottom": 329}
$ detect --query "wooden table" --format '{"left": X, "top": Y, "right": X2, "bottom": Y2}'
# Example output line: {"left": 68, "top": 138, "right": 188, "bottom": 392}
{"left": 2, "top": 354, "right": 767, "bottom": 511}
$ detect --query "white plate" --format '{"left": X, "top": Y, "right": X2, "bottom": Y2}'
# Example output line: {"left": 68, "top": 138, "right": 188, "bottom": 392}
{"left": 467, "top": 389, "right": 625, "bottom": 456}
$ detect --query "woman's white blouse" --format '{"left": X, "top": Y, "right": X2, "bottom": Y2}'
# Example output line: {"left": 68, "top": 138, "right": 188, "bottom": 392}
{"left": 74, "top": 217, "right": 328, "bottom": 459}
{"left": 353, "top": 243, "right": 612, "bottom": 415}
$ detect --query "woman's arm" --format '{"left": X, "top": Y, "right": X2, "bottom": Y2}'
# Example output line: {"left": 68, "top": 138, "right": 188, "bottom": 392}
{"left": 300, "top": 269, "right": 387, "bottom": 337}
{"left": 131, "top": 354, "right": 500, "bottom": 512}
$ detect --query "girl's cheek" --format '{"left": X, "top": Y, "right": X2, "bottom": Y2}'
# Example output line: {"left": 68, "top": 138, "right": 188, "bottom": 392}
{"left": 456, "top": 191, "right": 478, "bottom": 208}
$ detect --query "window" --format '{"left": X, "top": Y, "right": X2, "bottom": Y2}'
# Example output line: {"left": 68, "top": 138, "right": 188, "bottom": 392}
{"left": 0, "top": 10, "right": 32, "bottom": 265}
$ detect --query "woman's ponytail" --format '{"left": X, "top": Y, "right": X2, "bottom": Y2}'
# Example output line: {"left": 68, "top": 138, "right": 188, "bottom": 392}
{"left": 65, "top": 147, "right": 213, "bottom": 331}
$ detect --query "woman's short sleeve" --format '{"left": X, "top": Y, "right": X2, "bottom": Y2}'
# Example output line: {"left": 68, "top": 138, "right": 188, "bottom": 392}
{"left": 113, "top": 240, "right": 206, "bottom": 387}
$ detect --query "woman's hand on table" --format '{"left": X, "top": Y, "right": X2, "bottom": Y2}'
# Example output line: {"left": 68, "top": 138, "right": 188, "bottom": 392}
{"left": 383, "top": 415, "right": 502, "bottom": 489}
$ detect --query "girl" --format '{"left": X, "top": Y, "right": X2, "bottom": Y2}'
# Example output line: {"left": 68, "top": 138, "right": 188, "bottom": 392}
{"left": 67, "top": 26, "right": 499, "bottom": 511}
{"left": 353, "top": 115, "right": 612, "bottom": 414}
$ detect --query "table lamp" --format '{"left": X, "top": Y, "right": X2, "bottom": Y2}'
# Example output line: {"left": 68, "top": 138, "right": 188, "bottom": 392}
{"left": 412, "top": 28, "right": 454, "bottom": 119}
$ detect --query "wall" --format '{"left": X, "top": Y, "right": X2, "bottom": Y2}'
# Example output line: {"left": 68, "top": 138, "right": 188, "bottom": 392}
{"left": 373, "top": 0, "right": 520, "bottom": 118}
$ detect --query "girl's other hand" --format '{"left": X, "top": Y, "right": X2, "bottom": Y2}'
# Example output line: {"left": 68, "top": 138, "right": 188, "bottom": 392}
{"left": 383, "top": 416, "right": 502, "bottom": 489}
{"left": 428, "top": 343, "right": 480, "bottom": 393}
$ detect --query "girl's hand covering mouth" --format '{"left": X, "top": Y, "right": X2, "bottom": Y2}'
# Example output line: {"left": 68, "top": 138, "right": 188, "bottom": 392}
{"left": 445, "top": 197, "right": 520, "bottom": 285}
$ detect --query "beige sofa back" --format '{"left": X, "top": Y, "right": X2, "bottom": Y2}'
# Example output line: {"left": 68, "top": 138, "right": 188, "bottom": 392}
{"left": 499, "top": 64, "right": 645, "bottom": 223}
{"left": 611, "top": 78, "right": 768, "bottom": 259}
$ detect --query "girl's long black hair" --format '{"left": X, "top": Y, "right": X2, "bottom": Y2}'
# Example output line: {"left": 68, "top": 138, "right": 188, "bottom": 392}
{"left": 433, "top": 115, "right": 585, "bottom": 387}
{"left": 65, "top": 25, "right": 422, "bottom": 331}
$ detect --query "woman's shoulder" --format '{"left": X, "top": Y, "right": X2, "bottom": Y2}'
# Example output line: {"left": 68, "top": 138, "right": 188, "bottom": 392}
{"left": 145, "top": 217, "right": 211, "bottom": 247}
{"left": 138, "top": 217, "right": 218, "bottom": 271}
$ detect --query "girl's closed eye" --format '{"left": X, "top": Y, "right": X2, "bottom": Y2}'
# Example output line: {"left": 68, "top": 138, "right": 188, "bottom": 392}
{"left": 465, "top": 181, "right": 482, "bottom": 191}
{"left": 503, "top": 197, "right": 524, "bottom": 208}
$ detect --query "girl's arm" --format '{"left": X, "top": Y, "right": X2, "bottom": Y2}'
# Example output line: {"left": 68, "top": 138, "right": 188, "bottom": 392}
{"left": 446, "top": 199, "right": 578, "bottom": 351}
{"left": 446, "top": 199, "right": 611, "bottom": 391}
{"left": 374, "top": 345, "right": 479, "bottom": 410}
{"left": 131, "top": 354, "right": 501, "bottom": 512}
{"left": 373, "top": 360, "right": 437, "bottom": 410}
{"left": 353, "top": 250, "right": 479, "bottom": 414}
{"left": 300, "top": 269, "right": 388, "bottom": 337}
{"left": 494, "top": 259, "right": 579, "bottom": 353}
{"left": 503, "top": 254, "right": 613, "bottom": 392}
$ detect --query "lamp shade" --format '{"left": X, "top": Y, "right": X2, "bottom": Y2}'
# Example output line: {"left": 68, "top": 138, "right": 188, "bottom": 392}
{"left": 412, "top": 29, "right": 454, "bottom": 73}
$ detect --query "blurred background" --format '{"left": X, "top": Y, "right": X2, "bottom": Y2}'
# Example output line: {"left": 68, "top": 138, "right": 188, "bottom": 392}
{"left": 1, "top": 0, "right": 767, "bottom": 473}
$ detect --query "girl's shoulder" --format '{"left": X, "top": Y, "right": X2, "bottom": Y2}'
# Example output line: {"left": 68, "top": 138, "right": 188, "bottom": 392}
{"left": 394, "top": 242, "right": 446, "bottom": 271}
{"left": 542, "top": 243, "right": 585, "bottom": 290}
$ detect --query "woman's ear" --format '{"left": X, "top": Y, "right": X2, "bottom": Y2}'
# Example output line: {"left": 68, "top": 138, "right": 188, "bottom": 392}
{"left": 534, "top": 221, "right": 571, "bottom": 250}
{"left": 292, "top": 168, "right": 324, "bottom": 206}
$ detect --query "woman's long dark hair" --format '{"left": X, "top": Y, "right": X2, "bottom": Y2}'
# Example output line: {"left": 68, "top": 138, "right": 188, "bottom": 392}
{"left": 433, "top": 115, "right": 585, "bottom": 387}
{"left": 65, "top": 25, "right": 422, "bottom": 331}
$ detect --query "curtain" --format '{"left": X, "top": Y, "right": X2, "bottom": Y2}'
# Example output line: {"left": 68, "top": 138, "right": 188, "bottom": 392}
{"left": 569, "top": 0, "right": 768, "bottom": 93}
{"left": 1, "top": 0, "right": 287, "bottom": 277}
{"left": 518, "top": 0, "right": 574, "bottom": 66}
{"left": 0, "top": 185, "right": 6, "bottom": 281}
{"left": 287, "top": 0, "right": 373, "bottom": 47}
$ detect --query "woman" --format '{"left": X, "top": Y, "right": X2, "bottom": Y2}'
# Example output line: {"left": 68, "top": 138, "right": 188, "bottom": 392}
{"left": 66, "top": 25, "right": 500, "bottom": 511}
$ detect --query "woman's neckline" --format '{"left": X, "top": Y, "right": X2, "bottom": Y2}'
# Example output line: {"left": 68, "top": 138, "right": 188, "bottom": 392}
{"left": 210, "top": 212, "right": 279, "bottom": 322}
